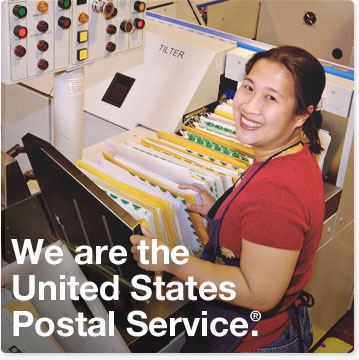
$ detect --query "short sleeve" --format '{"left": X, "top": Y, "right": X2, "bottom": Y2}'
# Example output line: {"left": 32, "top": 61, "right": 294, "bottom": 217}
{"left": 239, "top": 179, "right": 309, "bottom": 251}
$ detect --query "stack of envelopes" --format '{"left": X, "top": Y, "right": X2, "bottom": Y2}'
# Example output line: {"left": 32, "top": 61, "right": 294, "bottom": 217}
{"left": 77, "top": 103, "right": 254, "bottom": 257}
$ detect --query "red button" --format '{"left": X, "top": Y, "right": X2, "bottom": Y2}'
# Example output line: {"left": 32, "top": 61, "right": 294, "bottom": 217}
{"left": 37, "top": 40, "right": 49, "bottom": 52}
{"left": 103, "top": 2, "right": 114, "bottom": 16}
{"left": 106, "top": 42, "right": 116, "bottom": 52}
{"left": 37, "top": 59, "right": 49, "bottom": 70}
{"left": 120, "top": 20, "right": 133, "bottom": 33}
{"left": 58, "top": 16, "right": 71, "bottom": 29}
{"left": 37, "top": 20, "right": 49, "bottom": 33}
{"left": 106, "top": 24, "right": 117, "bottom": 35}
{"left": 134, "top": 18, "right": 145, "bottom": 30}
{"left": 13, "top": 25, "right": 28, "bottom": 39}
{"left": 14, "top": 45, "right": 26, "bottom": 57}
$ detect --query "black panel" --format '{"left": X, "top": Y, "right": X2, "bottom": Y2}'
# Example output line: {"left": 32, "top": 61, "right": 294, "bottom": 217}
{"left": 102, "top": 72, "right": 135, "bottom": 108}
{"left": 22, "top": 133, "right": 144, "bottom": 282}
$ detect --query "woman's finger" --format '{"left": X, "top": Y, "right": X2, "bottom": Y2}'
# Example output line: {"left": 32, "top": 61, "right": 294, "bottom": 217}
{"left": 140, "top": 225, "right": 155, "bottom": 238}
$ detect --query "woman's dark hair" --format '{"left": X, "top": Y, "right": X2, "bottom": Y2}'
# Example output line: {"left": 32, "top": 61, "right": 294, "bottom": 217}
{"left": 245, "top": 45, "right": 326, "bottom": 154}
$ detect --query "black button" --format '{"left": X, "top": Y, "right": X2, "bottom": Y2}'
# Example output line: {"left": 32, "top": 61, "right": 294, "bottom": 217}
{"left": 332, "top": 48, "right": 343, "bottom": 60}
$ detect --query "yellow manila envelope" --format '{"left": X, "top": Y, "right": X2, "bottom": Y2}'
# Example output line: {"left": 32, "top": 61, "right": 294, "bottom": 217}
{"left": 82, "top": 169, "right": 165, "bottom": 243}
{"left": 76, "top": 160, "right": 175, "bottom": 246}
{"left": 101, "top": 154, "right": 209, "bottom": 246}
{"left": 156, "top": 131, "right": 249, "bottom": 170}
{"left": 144, "top": 137, "right": 240, "bottom": 188}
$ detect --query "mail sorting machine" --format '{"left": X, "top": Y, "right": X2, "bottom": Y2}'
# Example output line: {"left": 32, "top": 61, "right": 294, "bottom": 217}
{"left": 2, "top": 9, "right": 354, "bottom": 352}
{"left": 147, "top": 0, "right": 354, "bottom": 67}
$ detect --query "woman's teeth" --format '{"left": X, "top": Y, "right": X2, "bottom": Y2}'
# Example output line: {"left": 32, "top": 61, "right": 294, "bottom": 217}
{"left": 242, "top": 117, "right": 262, "bottom": 128}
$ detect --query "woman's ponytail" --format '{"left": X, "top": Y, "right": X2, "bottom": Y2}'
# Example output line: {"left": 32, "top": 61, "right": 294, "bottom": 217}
{"left": 302, "top": 110, "right": 323, "bottom": 154}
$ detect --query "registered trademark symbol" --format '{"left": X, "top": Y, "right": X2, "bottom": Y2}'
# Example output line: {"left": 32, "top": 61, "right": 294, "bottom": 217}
{"left": 250, "top": 311, "right": 261, "bottom": 321}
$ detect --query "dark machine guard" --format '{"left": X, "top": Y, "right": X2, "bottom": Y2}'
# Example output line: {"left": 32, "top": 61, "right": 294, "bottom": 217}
{"left": 21, "top": 133, "right": 144, "bottom": 282}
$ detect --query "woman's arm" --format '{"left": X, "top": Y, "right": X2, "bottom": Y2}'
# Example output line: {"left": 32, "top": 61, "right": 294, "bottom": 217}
{"left": 130, "top": 227, "right": 299, "bottom": 312}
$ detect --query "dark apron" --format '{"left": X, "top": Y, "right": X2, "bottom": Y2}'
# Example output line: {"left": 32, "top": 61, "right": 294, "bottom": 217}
{"left": 182, "top": 142, "right": 313, "bottom": 353}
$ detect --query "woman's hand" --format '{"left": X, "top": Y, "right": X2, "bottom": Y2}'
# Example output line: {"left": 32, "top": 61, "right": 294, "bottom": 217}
{"left": 130, "top": 225, "right": 173, "bottom": 272}
{"left": 178, "top": 184, "right": 216, "bottom": 217}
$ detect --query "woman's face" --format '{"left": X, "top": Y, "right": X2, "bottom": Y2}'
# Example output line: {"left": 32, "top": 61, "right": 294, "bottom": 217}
{"left": 233, "top": 59, "right": 305, "bottom": 153}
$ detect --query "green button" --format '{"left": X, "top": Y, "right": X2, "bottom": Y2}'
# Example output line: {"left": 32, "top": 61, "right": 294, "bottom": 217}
{"left": 64, "top": 0, "right": 71, "bottom": 8}
{"left": 19, "top": 7, "right": 27, "bottom": 16}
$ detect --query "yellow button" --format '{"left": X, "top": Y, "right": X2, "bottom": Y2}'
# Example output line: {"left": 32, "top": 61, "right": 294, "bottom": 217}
{"left": 78, "top": 12, "right": 89, "bottom": 24}
{"left": 78, "top": 30, "right": 88, "bottom": 43}
{"left": 37, "top": 1, "right": 48, "bottom": 13}
{"left": 77, "top": 48, "right": 87, "bottom": 61}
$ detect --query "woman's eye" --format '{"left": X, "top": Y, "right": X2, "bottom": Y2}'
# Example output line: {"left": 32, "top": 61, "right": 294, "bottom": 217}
{"left": 244, "top": 85, "right": 253, "bottom": 91}
{"left": 266, "top": 95, "right": 276, "bottom": 101}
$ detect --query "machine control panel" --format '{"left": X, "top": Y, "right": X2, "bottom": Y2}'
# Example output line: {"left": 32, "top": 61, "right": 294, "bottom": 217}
{"left": 2, "top": 0, "right": 146, "bottom": 84}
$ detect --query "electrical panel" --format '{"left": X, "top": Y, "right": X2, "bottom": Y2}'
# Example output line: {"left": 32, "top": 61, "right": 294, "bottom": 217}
{"left": 1, "top": 0, "right": 146, "bottom": 84}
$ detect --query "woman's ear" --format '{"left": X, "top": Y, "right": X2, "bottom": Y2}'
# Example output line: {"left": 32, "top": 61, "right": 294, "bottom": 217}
{"left": 294, "top": 105, "right": 314, "bottom": 128}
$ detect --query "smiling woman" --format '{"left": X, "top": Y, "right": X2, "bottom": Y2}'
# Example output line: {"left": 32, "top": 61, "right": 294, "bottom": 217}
{"left": 130, "top": 46, "right": 326, "bottom": 353}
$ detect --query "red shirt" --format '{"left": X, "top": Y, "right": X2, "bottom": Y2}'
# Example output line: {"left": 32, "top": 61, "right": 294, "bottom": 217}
{"left": 215, "top": 145, "right": 325, "bottom": 352}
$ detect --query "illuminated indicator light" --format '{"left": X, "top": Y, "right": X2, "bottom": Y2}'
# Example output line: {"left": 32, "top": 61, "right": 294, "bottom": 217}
{"left": 58, "top": 0, "right": 71, "bottom": 9}
{"left": 13, "top": 5, "right": 27, "bottom": 18}
{"left": 77, "top": 48, "right": 87, "bottom": 61}
{"left": 134, "top": 1, "right": 146, "bottom": 12}
{"left": 37, "top": 1, "right": 49, "bottom": 13}
{"left": 77, "top": 30, "right": 88, "bottom": 43}
{"left": 37, "top": 59, "right": 49, "bottom": 70}
{"left": 134, "top": 18, "right": 145, "bottom": 29}
{"left": 13, "top": 25, "right": 28, "bottom": 39}
{"left": 78, "top": 12, "right": 89, "bottom": 24}
{"left": 19, "top": 28, "right": 27, "bottom": 37}
{"left": 14, "top": 45, "right": 26, "bottom": 57}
